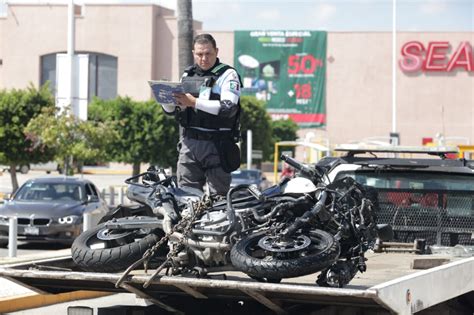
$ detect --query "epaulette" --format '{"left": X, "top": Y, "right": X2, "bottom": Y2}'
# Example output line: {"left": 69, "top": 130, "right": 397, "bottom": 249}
{"left": 210, "top": 63, "right": 230, "bottom": 76}
{"left": 211, "top": 63, "right": 243, "bottom": 86}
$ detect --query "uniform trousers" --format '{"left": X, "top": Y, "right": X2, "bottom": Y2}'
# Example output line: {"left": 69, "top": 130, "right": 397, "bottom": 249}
{"left": 176, "top": 136, "right": 231, "bottom": 195}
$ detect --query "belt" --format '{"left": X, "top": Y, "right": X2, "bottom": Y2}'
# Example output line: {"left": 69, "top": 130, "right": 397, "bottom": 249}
{"left": 183, "top": 128, "right": 232, "bottom": 141}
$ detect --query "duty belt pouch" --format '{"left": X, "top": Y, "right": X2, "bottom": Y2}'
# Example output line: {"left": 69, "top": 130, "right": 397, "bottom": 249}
{"left": 215, "top": 139, "right": 241, "bottom": 173}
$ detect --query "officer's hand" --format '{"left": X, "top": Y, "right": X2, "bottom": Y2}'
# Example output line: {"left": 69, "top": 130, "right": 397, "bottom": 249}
{"left": 173, "top": 93, "right": 196, "bottom": 108}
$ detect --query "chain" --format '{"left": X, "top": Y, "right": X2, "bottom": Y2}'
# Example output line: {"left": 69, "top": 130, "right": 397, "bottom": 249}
{"left": 141, "top": 217, "right": 184, "bottom": 272}
{"left": 142, "top": 198, "right": 210, "bottom": 288}
{"left": 115, "top": 197, "right": 211, "bottom": 288}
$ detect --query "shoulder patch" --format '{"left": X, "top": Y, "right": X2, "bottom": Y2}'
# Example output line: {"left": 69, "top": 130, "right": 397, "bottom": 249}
{"left": 229, "top": 80, "right": 240, "bottom": 91}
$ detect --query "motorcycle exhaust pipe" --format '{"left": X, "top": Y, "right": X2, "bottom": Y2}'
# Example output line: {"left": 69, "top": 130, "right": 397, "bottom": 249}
{"left": 154, "top": 206, "right": 231, "bottom": 250}
{"left": 169, "top": 232, "right": 231, "bottom": 250}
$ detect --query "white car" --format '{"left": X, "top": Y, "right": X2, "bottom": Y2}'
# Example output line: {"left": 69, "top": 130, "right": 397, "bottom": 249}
{"left": 1, "top": 161, "right": 61, "bottom": 174}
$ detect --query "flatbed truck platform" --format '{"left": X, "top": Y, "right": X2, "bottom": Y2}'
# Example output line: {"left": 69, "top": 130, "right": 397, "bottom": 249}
{"left": 0, "top": 251, "right": 473, "bottom": 314}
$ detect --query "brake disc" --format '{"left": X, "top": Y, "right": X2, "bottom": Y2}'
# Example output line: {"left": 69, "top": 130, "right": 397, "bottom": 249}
{"left": 258, "top": 234, "right": 311, "bottom": 253}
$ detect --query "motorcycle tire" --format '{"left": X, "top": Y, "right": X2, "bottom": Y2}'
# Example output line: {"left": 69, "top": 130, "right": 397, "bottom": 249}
{"left": 71, "top": 219, "right": 166, "bottom": 273}
{"left": 230, "top": 229, "right": 340, "bottom": 280}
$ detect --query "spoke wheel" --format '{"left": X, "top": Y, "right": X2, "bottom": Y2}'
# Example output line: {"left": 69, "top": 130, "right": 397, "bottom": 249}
{"left": 231, "top": 229, "right": 340, "bottom": 279}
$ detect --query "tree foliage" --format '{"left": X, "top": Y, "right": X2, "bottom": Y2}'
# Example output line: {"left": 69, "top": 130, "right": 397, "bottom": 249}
{"left": 271, "top": 119, "right": 298, "bottom": 143}
{"left": 0, "top": 84, "right": 55, "bottom": 191}
{"left": 240, "top": 96, "right": 273, "bottom": 163}
{"left": 25, "top": 106, "right": 118, "bottom": 175}
{"left": 88, "top": 97, "right": 179, "bottom": 175}
{"left": 271, "top": 118, "right": 299, "bottom": 157}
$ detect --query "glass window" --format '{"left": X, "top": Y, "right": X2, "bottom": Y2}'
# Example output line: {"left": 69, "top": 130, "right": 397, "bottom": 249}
{"left": 40, "top": 54, "right": 57, "bottom": 93}
{"left": 15, "top": 182, "right": 82, "bottom": 201}
{"left": 40, "top": 52, "right": 117, "bottom": 100}
{"left": 335, "top": 170, "right": 474, "bottom": 191}
{"left": 88, "top": 53, "right": 118, "bottom": 100}
{"left": 85, "top": 184, "right": 92, "bottom": 196}
{"left": 85, "top": 184, "right": 99, "bottom": 197}
{"left": 90, "top": 184, "right": 99, "bottom": 197}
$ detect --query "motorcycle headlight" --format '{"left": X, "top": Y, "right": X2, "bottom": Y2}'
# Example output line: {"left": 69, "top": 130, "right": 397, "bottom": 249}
{"left": 58, "top": 215, "right": 80, "bottom": 224}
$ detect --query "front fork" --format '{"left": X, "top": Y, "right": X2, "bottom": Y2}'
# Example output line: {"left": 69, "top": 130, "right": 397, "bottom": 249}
{"left": 316, "top": 252, "right": 367, "bottom": 288}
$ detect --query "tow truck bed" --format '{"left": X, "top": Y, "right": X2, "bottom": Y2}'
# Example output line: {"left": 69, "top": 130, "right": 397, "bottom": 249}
{"left": 0, "top": 251, "right": 472, "bottom": 314}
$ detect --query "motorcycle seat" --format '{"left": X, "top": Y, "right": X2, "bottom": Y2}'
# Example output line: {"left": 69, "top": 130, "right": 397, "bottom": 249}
{"left": 171, "top": 186, "right": 204, "bottom": 200}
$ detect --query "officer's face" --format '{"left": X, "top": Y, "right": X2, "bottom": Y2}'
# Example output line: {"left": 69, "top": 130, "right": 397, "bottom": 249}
{"left": 193, "top": 43, "right": 218, "bottom": 71}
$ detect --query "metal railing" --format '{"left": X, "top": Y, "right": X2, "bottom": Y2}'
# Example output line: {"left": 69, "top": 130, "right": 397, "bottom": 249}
{"left": 376, "top": 189, "right": 474, "bottom": 246}
{"left": 100, "top": 185, "right": 133, "bottom": 207}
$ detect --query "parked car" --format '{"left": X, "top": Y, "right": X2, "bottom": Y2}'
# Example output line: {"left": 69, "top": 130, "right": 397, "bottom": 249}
{"left": 314, "top": 145, "right": 474, "bottom": 246}
{"left": 1, "top": 161, "right": 62, "bottom": 174}
{"left": 230, "top": 169, "right": 271, "bottom": 191}
{"left": 0, "top": 177, "right": 109, "bottom": 246}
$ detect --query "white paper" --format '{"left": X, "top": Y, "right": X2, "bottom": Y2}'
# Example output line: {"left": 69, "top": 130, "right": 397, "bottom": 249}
{"left": 148, "top": 80, "right": 184, "bottom": 107}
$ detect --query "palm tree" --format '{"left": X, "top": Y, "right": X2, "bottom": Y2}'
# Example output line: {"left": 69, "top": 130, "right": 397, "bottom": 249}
{"left": 177, "top": 0, "right": 194, "bottom": 75}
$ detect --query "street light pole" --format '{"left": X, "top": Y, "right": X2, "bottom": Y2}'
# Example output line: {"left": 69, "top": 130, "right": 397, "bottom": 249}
{"left": 392, "top": 0, "right": 397, "bottom": 139}
{"left": 65, "top": 0, "right": 75, "bottom": 176}
{"left": 67, "top": 0, "right": 75, "bottom": 112}
{"left": 247, "top": 129, "right": 252, "bottom": 170}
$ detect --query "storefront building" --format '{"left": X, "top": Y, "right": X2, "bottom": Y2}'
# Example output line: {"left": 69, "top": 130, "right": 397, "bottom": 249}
{"left": 1, "top": 1, "right": 472, "bottom": 147}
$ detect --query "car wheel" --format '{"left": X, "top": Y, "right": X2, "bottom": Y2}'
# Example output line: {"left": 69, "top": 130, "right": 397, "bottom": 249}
{"left": 19, "top": 165, "right": 30, "bottom": 174}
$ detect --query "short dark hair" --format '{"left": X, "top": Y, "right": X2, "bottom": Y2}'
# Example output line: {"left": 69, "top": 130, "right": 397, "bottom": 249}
{"left": 193, "top": 33, "right": 217, "bottom": 49}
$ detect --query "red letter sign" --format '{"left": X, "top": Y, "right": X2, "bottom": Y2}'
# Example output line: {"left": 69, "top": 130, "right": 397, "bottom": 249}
{"left": 424, "top": 41, "right": 449, "bottom": 71}
{"left": 399, "top": 41, "right": 425, "bottom": 72}
{"left": 400, "top": 40, "right": 473, "bottom": 73}
{"left": 447, "top": 41, "right": 473, "bottom": 72}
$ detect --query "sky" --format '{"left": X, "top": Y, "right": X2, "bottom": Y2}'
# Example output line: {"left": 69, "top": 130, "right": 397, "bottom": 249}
{"left": 156, "top": 0, "right": 474, "bottom": 32}
{"left": 3, "top": 0, "right": 472, "bottom": 31}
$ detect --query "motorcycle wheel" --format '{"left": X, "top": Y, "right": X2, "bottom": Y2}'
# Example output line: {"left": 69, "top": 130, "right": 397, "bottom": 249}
{"left": 71, "top": 218, "right": 166, "bottom": 272}
{"left": 230, "top": 229, "right": 340, "bottom": 280}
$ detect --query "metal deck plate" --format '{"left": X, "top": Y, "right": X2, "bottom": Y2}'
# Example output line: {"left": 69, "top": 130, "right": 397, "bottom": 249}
{"left": 0, "top": 252, "right": 472, "bottom": 314}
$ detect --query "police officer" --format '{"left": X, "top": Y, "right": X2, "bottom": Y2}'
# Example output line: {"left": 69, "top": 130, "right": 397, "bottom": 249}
{"left": 162, "top": 33, "right": 242, "bottom": 196}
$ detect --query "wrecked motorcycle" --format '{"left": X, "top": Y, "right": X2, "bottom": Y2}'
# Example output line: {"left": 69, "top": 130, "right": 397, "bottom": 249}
{"left": 71, "top": 155, "right": 391, "bottom": 288}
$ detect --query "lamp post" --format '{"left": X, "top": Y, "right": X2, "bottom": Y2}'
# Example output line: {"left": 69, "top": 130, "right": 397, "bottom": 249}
{"left": 247, "top": 129, "right": 252, "bottom": 170}
{"left": 67, "top": 0, "right": 75, "bottom": 114}
{"left": 391, "top": 0, "right": 398, "bottom": 144}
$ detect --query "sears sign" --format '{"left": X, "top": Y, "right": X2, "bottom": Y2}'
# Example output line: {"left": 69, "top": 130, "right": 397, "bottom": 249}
{"left": 399, "top": 41, "right": 473, "bottom": 73}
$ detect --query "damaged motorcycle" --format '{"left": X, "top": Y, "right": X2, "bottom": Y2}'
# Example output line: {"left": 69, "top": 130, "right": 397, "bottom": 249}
{"left": 71, "top": 155, "right": 392, "bottom": 288}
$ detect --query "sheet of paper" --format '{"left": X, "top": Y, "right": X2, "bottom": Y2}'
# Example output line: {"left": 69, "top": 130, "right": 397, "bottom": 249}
{"left": 148, "top": 80, "right": 184, "bottom": 107}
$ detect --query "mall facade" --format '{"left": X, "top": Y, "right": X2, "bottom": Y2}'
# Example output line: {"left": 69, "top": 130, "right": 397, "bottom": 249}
{"left": 1, "top": 1, "right": 473, "bottom": 148}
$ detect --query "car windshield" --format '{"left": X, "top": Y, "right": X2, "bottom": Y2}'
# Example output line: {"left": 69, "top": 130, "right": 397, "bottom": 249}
{"left": 335, "top": 170, "right": 474, "bottom": 191}
{"left": 14, "top": 182, "right": 83, "bottom": 201}
{"left": 232, "top": 170, "right": 259, "bottom": 180}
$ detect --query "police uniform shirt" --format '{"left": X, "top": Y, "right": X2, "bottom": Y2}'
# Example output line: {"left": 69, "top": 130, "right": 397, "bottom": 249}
{"left": 162, "top": 68, "right": 241, "bottom": 126}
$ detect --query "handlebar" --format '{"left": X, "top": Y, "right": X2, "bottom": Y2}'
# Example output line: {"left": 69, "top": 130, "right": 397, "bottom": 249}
{"left": 124, "top": 171, "right": 173, "bottom": 188}
{"left": 280, "top": 154, "right": 322, "bottom": 179}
